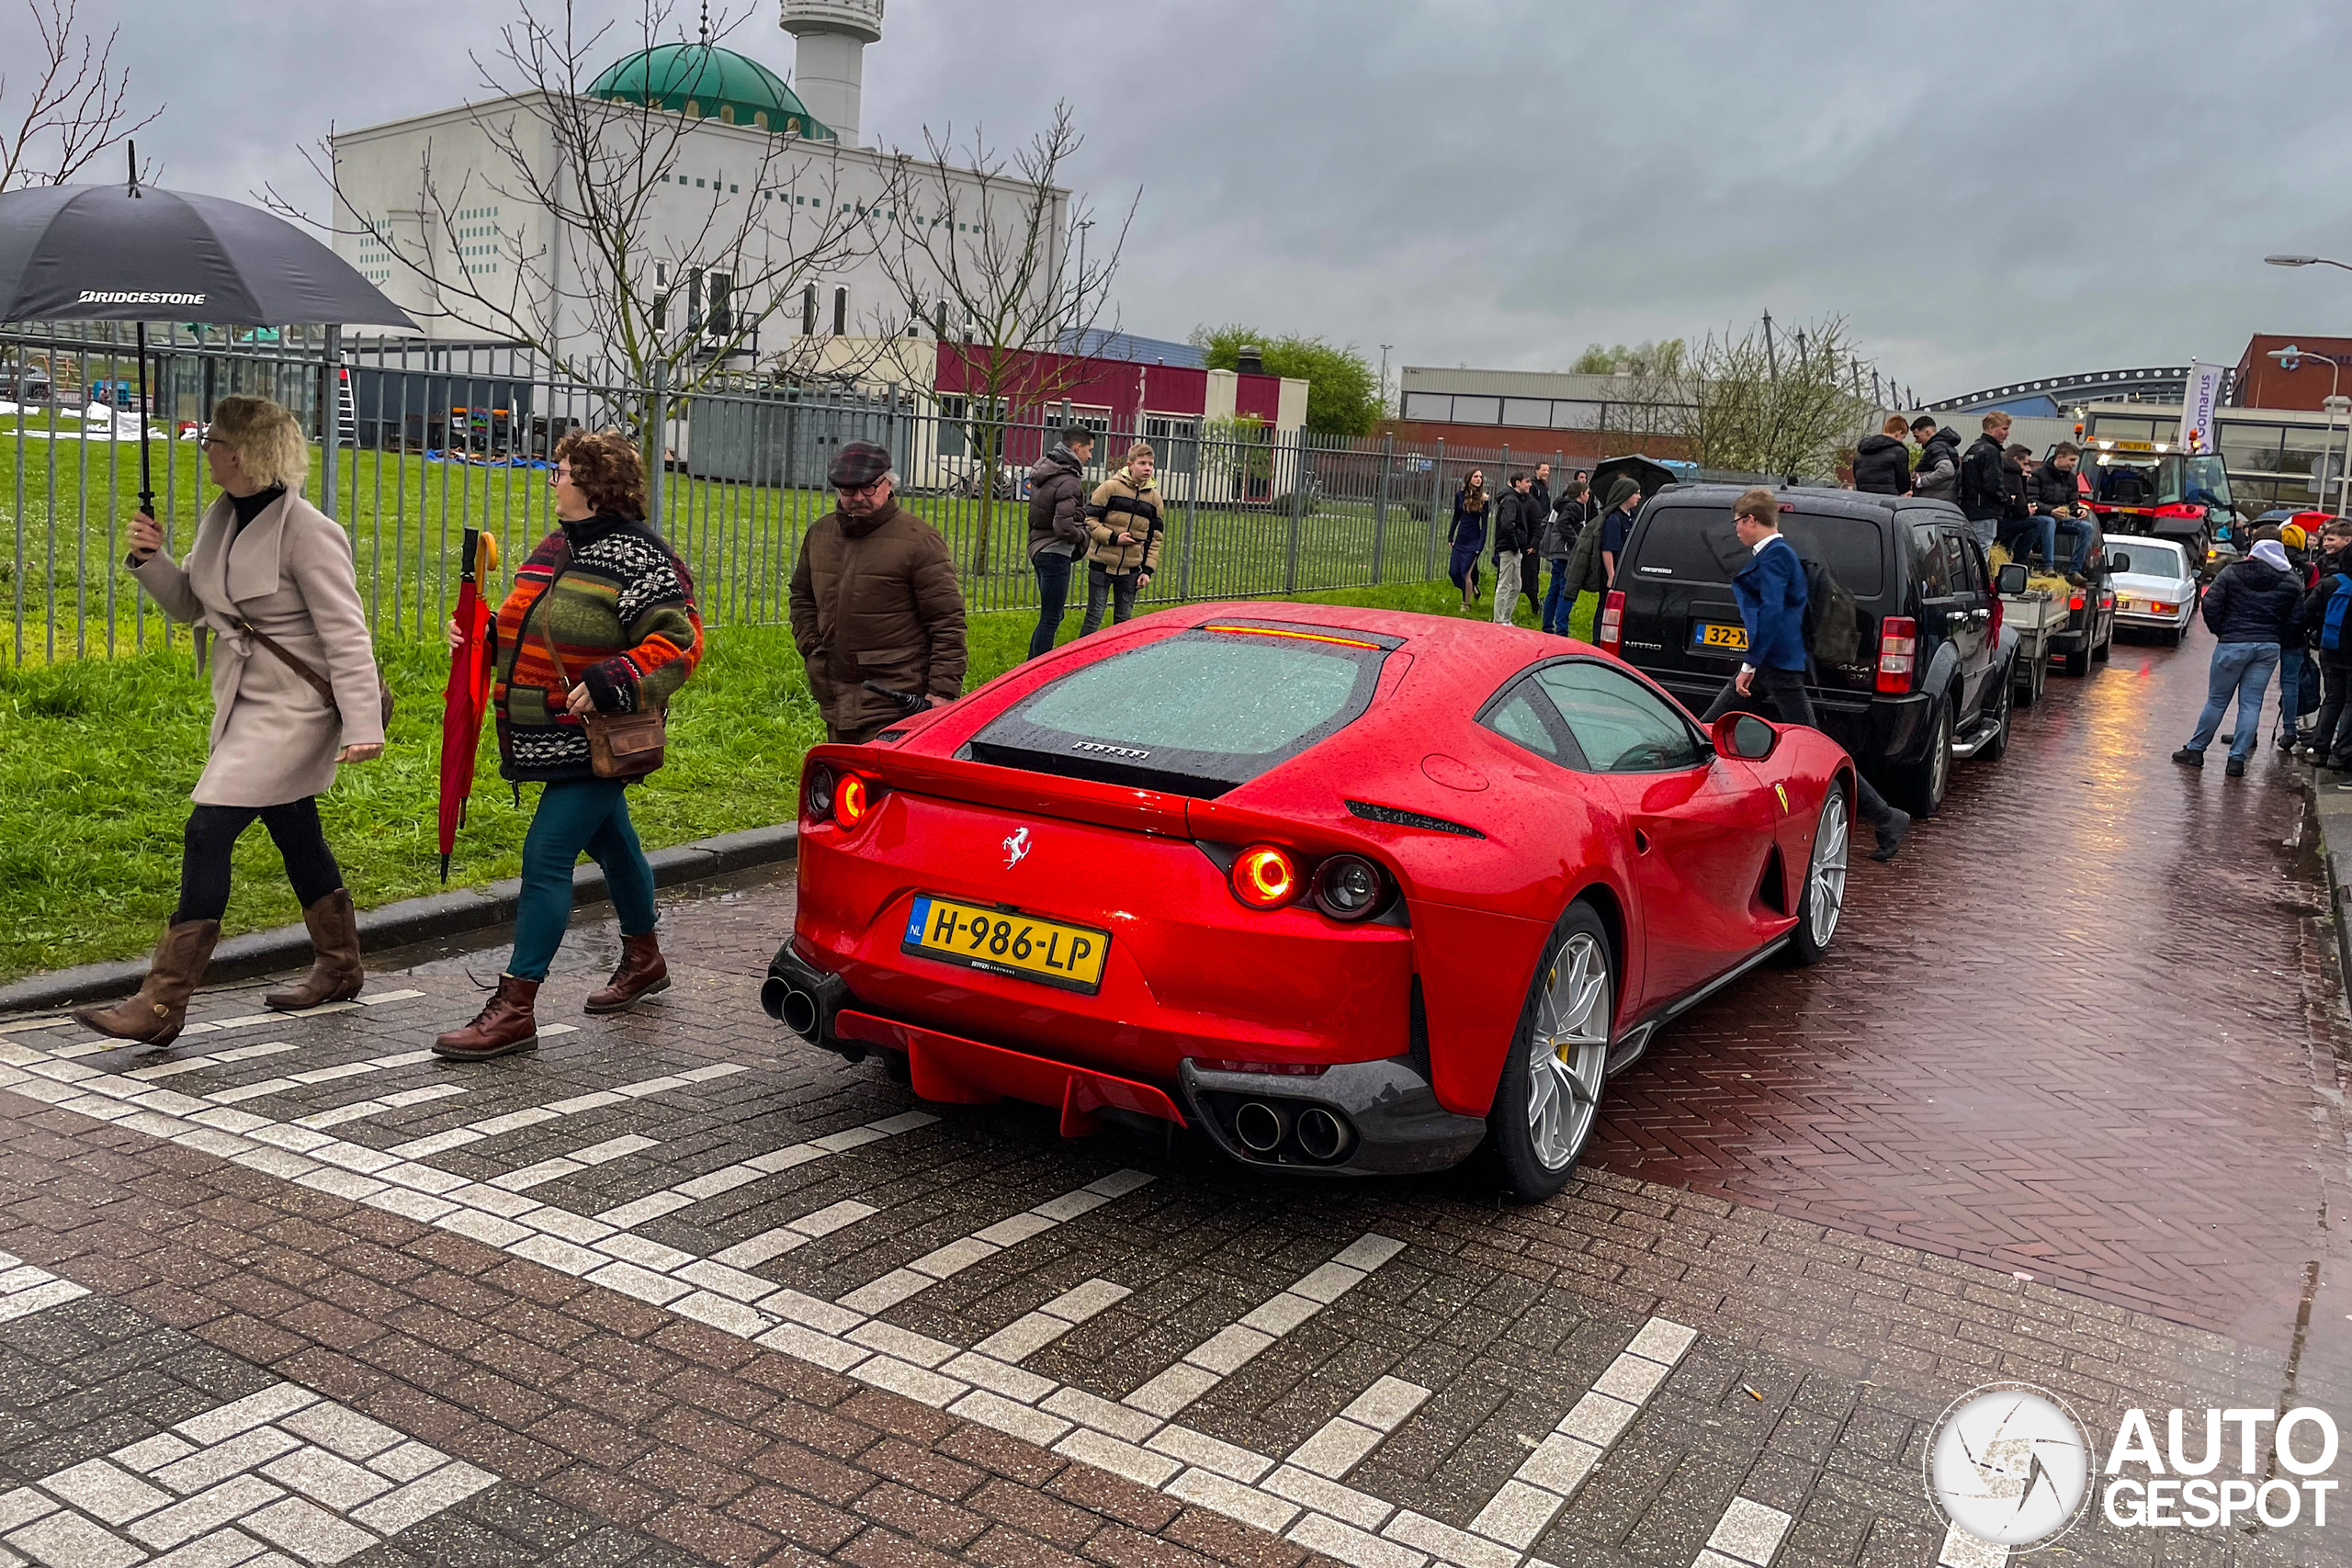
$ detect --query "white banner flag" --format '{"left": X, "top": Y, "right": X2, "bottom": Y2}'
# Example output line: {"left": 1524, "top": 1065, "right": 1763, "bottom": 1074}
{"left": 2178, "top": 360, "right": 2225, "bottom": 453}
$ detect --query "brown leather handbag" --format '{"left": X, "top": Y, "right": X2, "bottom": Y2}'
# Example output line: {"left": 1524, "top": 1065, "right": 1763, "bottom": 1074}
{"left": 234, "top": 617, "right": 396, "bottom": 729}
{"left": 537, "top": 621, "right": 666, "bottom": 778}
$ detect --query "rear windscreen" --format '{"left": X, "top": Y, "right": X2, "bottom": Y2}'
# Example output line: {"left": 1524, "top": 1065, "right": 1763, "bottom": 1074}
{"left": 967, "top": 626, "right": 1389, "bottom": 797}
{"left": 1627, "top": 506, "right": 1885, "bottom": 597}
{"left": 2108, "top": 542, "right": 2186, "bottom": 577}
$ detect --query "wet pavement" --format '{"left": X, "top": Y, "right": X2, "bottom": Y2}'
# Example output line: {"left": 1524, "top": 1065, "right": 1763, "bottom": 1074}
{"left": 0, "top": 616, "right": 2347, "bottom": 1568}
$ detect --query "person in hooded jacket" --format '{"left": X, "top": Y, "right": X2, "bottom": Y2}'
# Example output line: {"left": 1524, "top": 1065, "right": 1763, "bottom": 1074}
{"left": 1540, "top": 479, "right": 1589, "bottom": 634}
{"left": 1079, "top": 442, "right": 1164, "bottom": 636}
{"left": 1852, "top": 415, "right": 1914, "bottom": 496}
{"left": 2297, "top": 519, "right": 2352, "bottom": 767}
{"left": 1023, "top": 426, "right": 1093, "bottom": 659}
{"left": 1447, "top": 471, "right": 1489, "bottom": 607}
{"left": 1909, "top": 417, "right": 1961, "bottom": 502}
{"left": 2175, "top": 538, "right": 2303, "bottom": 777}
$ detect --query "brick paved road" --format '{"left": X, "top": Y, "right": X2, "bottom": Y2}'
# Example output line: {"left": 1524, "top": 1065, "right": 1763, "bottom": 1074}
{"left": 0, "top": 618, "right": 2345, "bottom": 1567}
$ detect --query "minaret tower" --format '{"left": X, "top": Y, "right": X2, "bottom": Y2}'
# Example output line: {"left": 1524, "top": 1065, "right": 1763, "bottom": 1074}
{"left": 779, "top": 0, "right": 883, "bottom": 147}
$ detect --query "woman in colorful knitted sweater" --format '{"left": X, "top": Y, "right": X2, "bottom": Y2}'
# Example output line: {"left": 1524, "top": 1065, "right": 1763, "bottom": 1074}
{"left": 435, "top": 430, "right": 704, "bottom": 1061}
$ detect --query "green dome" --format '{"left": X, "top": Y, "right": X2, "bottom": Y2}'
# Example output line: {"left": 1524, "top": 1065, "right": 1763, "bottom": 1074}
{"left": 589, "top": 42, "right": 834, "bottom": 140}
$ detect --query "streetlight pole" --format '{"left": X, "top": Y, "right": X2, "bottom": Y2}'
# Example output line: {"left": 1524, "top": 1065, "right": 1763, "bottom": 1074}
{"left": 1379, "top": 343, "right": 1392, "bottom": 417}
{"left": 2269, "top": 343, "right": 2346, "bottom": 517}
{"left": 2262, "top": 256, "right": 2352, "bottom": 514}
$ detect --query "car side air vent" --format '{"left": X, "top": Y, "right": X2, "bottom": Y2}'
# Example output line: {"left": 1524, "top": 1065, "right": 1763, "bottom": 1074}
{"left": 1344, "top": 800, "right": 1487, "bottom": 839}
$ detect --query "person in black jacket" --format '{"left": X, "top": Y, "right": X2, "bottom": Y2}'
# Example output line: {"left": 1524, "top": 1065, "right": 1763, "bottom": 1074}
{"left": 1491, "top": 473, "right": 1535, "bottom": 626}
{"left": 2298, "top": 520, "right": 2352, "bottom": 766}
{"left": 2029, "top": 444, "right": 2095, "bottom": 583}
{"left": 1909, "top": 417, "right": 1961, "bottom": 502}
{"left": 2176, "top": 539, "right": 2304, "bottom": 776}
{"left": 1959, "top": 412, "right": 2013, "bottom": 547}
{"left": 1853, "top": 415, "right": 1914, "bottom": 495}
{"left": 1540, "top": 479, "right": 1589, "bottom": 634}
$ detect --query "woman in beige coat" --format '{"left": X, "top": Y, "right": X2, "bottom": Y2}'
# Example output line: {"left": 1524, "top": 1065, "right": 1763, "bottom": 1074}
{"left": 74, "top": 395, "right": 385, "bottom": 1045}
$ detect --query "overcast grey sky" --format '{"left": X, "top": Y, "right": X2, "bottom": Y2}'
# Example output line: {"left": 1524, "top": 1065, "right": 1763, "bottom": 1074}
{"left": 26, "top": 0, "right": 2352, "bottom": 399}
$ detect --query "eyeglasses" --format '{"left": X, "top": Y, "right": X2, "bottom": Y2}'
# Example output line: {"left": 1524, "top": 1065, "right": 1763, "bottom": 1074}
{"left": 835, "top": 479, "right": 888, "bottom": 499}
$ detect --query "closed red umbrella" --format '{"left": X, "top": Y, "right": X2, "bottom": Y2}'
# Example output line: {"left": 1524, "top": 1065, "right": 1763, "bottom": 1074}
{"left": 438, "top": 527, "right": 498, "bottom": 881}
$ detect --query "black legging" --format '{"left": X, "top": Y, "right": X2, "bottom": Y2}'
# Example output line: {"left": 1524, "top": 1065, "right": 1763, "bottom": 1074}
{"left": 175, "top": 797, "right": 343, "bottom": 924}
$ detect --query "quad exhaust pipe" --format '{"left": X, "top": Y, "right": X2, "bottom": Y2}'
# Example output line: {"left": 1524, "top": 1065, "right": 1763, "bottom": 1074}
{"left": 1228, "top": 1099, "right": 1353, "bottom": 1164}
{"left": 1234, "top": 1101, "right": 1286, "bottom": 1154}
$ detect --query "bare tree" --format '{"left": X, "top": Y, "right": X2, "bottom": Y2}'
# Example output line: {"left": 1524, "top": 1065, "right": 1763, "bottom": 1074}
{"left": 0, "top": 0, "right": 161, "bottom": 189}
{"left": 280, "top": 0, "right": 904, "bottom": 458}
{"left": 876, "top": 102, "right": 1133, "bottom": 572}
{"left": 1649, "top": 316, "right": 1873, "bottom": 479}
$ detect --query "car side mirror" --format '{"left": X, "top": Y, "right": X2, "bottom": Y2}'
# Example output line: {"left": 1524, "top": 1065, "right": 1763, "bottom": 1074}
{"left": 1996, "top": 562, "right": 2030, "bottom": 594}
{"left": 2107, "top": 553, "right": 2131, "bottom": 573}
{"left": 1711, "top": 711, "right": 1778, "bottom": 761}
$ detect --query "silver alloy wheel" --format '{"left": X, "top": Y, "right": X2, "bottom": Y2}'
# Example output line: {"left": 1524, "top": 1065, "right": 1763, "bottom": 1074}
{"left": 1526, "top": 932, "right": 1611, "bottom": 1171}
{"left": 1808, "top": 790, "right": 1849, "bottom": 949}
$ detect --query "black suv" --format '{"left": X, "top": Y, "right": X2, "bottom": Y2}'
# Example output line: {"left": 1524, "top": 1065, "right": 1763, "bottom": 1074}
{"left": 1598, "top": 484, "right": 2018, "bottom": 816}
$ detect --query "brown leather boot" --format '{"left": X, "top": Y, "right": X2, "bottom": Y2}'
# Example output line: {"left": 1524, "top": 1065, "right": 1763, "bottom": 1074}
{"left": 72, "top": 920, "right": 220, "bottom": 1046}
{"left": 266, "top": 888, "right": 366, "bottom": 1010}
{"left": 584, "top": 931, "right": 669, "bottom": 1014}
{"left": 432, "top": 976, "right": 540, "bottom": 1061}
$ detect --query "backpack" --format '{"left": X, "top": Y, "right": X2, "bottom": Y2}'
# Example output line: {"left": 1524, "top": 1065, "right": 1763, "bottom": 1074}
{"left": 1798, "top": 556, "right": 1861, "bottom": 666}
{"left": 2323, "top": 573, "right": 2352, "bottom": 653}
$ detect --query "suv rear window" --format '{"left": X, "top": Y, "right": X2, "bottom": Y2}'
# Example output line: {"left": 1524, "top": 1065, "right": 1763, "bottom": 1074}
{"left": 967, "top": 623, "right": 1393, "bottom": 797}
{"left": 1627, "top": 504, "right": 1886, "bottom": 596}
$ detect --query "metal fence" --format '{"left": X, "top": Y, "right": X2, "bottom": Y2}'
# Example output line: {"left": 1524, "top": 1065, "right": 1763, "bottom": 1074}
{"left": 1, "top": 329, "right": 1661, "bottom": 665}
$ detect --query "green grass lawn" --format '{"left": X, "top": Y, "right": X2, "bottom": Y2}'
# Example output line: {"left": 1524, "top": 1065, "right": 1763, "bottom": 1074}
{"left": 0, "top": 570, "right": 1589, "bottom": 983}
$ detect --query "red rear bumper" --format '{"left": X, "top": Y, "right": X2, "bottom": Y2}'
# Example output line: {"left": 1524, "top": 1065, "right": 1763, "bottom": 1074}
{"left": 833, "top": 1009, "right": 1187, "bottom": 1135}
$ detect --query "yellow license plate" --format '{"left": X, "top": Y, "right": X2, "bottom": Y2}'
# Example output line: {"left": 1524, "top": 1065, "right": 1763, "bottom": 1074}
{"left": 1692, "top": 622, "right": 1749, "bottom": 651}
{"left": 902, "top": 895, "right": 1111, "bottom": 994}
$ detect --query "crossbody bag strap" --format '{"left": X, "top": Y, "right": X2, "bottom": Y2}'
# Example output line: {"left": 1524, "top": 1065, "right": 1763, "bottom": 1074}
{"left": 235, "top": 616, "right": 337, "bottom": 706}
{"left": 535, "top": 615, "right": 575, "bottom": 690}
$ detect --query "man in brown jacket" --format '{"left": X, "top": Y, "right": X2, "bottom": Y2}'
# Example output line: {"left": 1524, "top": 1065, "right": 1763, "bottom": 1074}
{"left": 789, "top": 441, "right": 968, "bottom": 742}
{"left": 1079, "top": 441, "right": 1164, "bottom": 637}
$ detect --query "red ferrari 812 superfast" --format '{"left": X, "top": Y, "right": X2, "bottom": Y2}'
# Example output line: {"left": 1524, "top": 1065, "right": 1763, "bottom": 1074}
{"left": 764, "top": 604, "right": 1856, "bottom": 1199}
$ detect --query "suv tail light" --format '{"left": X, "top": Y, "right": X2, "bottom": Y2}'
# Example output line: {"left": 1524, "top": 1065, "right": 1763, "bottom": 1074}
{"left": 1987, "top": 594, "right": 2003, "bottom": 645}
{"left": 1596, "top": 591, "right": 1624, "bottom": 654}
{"left": 1876, "top": 616, "right": 1917, "bottom": 694}
{"left": 2067, "top": 593, "right": 2086, "bottom": 612}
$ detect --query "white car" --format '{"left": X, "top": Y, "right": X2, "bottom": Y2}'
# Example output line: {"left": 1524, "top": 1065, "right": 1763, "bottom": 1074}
{"left": 2107, "top": 537, "right": 2199, "bottom": 645}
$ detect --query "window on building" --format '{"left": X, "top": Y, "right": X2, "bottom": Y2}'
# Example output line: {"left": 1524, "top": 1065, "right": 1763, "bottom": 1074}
{"left": 729, "top": 184, "right": 738, "bottom": 193}
{"left": 801, "top": 284, "right": 817, "bottom": 336}
{"left": 832, "top": 286, "right": 848, "bottom": 335}
{"left": 755, "top": 110, "right": 768, "bottom": 130}
{"left": 720, "top": 105, "right": 736, "bottom": 123}
{"left": 1144, "top": 415, "right": 1199, "bottom": 476}
{"left": 695, "top": 178, "right": 706, "bottom": 188}
{"left": 1401, "top": 392, "right": 1450, "bottom": 422}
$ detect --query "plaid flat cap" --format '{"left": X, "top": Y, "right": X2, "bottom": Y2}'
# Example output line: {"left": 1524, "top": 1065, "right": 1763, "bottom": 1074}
{"left": 829, "top": 441, "right": 891, "bottom": 489}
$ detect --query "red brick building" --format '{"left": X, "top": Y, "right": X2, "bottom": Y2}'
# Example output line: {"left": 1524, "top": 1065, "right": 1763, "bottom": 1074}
{"left": 2233, "top": 333, "right": 2352, "bottom": 410}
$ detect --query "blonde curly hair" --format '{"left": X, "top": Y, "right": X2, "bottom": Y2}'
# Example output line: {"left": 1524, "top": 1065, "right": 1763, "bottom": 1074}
{"left": 207, "top": 395, "right": 310, "bottom": 491}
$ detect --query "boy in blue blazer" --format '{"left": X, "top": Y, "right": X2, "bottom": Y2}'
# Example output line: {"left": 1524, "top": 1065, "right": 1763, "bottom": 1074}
{"left": 1701, "top": 489, "right": 1910, "bottom": 860}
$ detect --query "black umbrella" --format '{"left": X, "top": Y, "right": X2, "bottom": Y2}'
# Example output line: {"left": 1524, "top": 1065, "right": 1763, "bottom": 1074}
{"left": 0, "top": 147, "right": 416, "bottom": 513}
{"left": 1589, "top": 454, "right": 1680, "bottom": 503}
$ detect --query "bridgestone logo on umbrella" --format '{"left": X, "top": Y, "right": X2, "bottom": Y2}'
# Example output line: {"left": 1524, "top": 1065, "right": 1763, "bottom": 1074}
{"left": 76, "top": 289, "right": 205, "bottom": 305}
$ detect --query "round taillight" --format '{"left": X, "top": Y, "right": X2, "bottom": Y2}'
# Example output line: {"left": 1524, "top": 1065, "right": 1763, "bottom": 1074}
{"left": 807, "top": 763, "right": 836, "bottom": 819}
{"left": 1232, "top": 844, "right": 1300, "bottom": 908}
{"left": 1312, "top": 854, "right": 1385, "bottom": 920}
{"left": 836, "top": 773, "right": 872, "bottom": 827}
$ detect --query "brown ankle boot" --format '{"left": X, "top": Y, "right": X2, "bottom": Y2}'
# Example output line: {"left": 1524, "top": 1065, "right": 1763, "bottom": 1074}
{"left": 73, "top": 920, "right": 221, "bottom": 1046}
{"left": 266, "top": 888, "right": 366, "bottom": 1010}
{"left": 433, "top": 976, "right": 541, "bottom": 1061}
{"left": 584, "top": 932, "right": 669, "bottom": 1014}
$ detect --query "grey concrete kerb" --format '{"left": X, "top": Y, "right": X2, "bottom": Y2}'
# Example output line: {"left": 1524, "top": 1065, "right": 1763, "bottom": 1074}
{"left": 0, "top": 823, "right": 797, "bottom": 1014}
{"left": 2307, "top": 772, "right": 2352, "bottom": 985}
